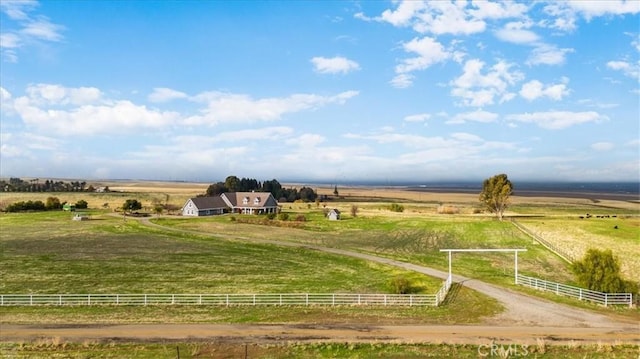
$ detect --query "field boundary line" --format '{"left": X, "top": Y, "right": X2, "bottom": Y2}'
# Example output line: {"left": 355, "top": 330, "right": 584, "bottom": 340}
{"left": 516, "top": 274, "right": 633, "bottom": 307}
{"left": 510, "top": 220, "right": 575, "bottom": 263}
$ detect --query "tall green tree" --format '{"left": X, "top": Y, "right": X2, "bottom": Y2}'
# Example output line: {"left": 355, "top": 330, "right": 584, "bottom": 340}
{"left": 224, "top": 176, "right": 239, "bottom": 192}
{"left": 479, "top": 173, "right": 513, "bottom": 220}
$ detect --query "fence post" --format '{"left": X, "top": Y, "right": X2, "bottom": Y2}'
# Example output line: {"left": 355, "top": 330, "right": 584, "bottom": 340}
{"left": 30, "top": 295, "right": 33, "bottom": 306}
{"left": 556, "top": 283, "right": 559, "bottom": 295}
{"left": 253, "top": 294, "right": 256, "bottom": 305}
{"left": 306, "top": 293, "right": 308, "bottom": 306}
{"left": 59, "top": 295, "right": 62, "bottom": 306}
{"left": 604, "top": 294, "right": 608, "bottom": 307}
{"left": 384, "top": 294, "right": 387, "bottom": 306}
{"left": 144, "top": 294, "right": 147, "bottom": 306}
{"left": 630, "top": 294, "right": 633, "bottom": 308}
{"left": 199, "top": 294, "right": 202, "bottom": 305}
{"left": 226, "top": 294, "right": 229, "bottom": 306}
{"left": 358, "top": 294, "right": 361, "bottom": 305}
{"left": 410, "top": 295, "right": 413, "bottom": 307}
{"left": 332, "top": 294, "right": 335, "bottom": 306}
{"left": 579, "top": 289, "right": 582, "bottom": 301}
{"left": 279, "top": 294, "right": 282, "bottom": 306}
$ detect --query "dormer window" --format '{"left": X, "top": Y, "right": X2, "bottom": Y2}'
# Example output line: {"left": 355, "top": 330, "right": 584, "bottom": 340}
{"left": 254, "top": 197, "right": 260, "bottom": 204}
{"left": 243, "top": 197, "right": 249, "bottom": 205}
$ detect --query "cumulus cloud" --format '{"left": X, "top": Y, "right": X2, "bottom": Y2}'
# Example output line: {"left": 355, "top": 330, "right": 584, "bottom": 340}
{"left": 148, "top": 87, "right": 188, "bottom": 103}
{"left": 25, "top": 83, "right": 102, "bottom": 106}
{"left": 311, "top": 56, "right": 360, "bottom": 74}
{"left": 397, "top": 37, "right": 452, "bottom": 72}
{"left": 450, "top": 59, "right": 524, "bottom": 107}
{"left": 361, "top": 0, "right": 527, "bottom": 35}
{"left": 519, "top": 78, "right": 570, "bottom": 101}
{"left": 185, "top": 90, "right": 359, "bottom": 126}
{"left": 495, "top": 21, "right": 539, "bottom": 44}
{"left": 506, "top": 111, "right": 607, "bottom": 129}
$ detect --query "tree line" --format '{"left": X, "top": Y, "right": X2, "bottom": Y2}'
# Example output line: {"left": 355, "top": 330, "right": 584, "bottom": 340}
{"left": 4, "top": 197, "right": 88, "bottom": 212}
{"left": 1, "top": 178, "right": 106, "bottom": 192}
{"left": 205, "top": 176, "right": 317, "bottom": 202}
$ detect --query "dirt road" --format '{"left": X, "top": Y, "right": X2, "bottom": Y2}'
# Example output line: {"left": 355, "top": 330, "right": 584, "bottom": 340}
{"left": 2, "top": 323, "right": 638, "bottom": 345}
{"left": 3, "top": 218, "right": 638, "bottom": 345}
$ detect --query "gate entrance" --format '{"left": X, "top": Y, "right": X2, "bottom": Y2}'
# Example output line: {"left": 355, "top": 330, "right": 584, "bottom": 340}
{"left": 439, "top": 249, "right": 527, "bottom": 284}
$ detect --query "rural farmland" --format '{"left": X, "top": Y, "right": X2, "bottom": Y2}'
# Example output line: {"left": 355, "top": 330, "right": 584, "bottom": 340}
{"left": 0, "top": 180, "right": 638, "bottom": 358}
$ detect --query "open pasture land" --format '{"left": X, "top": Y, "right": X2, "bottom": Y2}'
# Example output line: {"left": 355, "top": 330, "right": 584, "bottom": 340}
{"left": 0, "top": 210, "right": 501, "bottom": 325}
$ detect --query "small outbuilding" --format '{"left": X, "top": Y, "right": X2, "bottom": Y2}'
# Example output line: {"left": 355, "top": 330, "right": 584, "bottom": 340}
{"left": 327, "top": 209, "right": 341, "bottom": 221}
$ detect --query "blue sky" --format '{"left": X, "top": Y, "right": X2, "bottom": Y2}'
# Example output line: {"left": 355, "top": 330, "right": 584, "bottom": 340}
{"left": 1, "top": 1, "right": 638, "bottom": 183}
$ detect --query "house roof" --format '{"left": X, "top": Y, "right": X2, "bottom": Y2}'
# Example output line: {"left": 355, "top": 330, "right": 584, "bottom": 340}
{"left": 188, "top": 196, "right": 227, "bottom": 210}
{"left": 221, "top": 192, "right": 277, "bottom": 208}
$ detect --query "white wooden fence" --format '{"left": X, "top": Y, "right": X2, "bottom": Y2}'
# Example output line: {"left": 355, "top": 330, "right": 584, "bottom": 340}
{"left": 517, "top": 274, "right": 633, "bottom": 307}
{"left": 0, "top": 291, "right": 442, "bottom": 307}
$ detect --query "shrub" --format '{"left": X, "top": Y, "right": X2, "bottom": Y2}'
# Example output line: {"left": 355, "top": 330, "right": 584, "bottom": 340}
{"left": 389, "top": 276, "right": 412, "bottom": 294}
{"left": 350, "top": 205, "right": 358, "bottom": 217}
{"left": 572, "top": 248, "right": 638, "bottom": 293}
{"left": 278, "top": 213, "right": 289, "bottom": 221}
{"left": 389, "top": 203, "right": 404, "bottom": 212}
{"left": 229, "top": 216, "right": 236, "bottom": 222}
{"left": 75, "top": 199, "right": 88, "bottom": 209}
{"left": 295, "top": 214, "right": 307, "bottom": 222}
{"left": 266, "top": 213, "right": 276, "bottom": 220}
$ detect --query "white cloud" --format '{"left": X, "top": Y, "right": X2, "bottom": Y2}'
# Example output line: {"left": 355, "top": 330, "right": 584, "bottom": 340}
{"left": 285, "top": 133, "right": 326, "bottom": 147}
{"left": 404, "top": 113, "right": 431, "bottom": 122}
{"left": 0, "top": 0, "right": 38, "bottom": 20}
{"left": 0, "top": 1, "right": 64, "bottom": 62}
{"left": 469, "top": 0, "right": 529, "bottom": 19}
{"left": 390, "top": 73, "right": 414, "bottom": 89}
{"left": 506, "top": 111, "right": 607, "bottom": 129}
{"left": 366, "top": 0, "right": 527, "bottom": 35}
{"left": 311, "top": 56, "right": 360, "bottom": 74}
{"left": 450, "top": 59, "right": 524, "bottom": 107}
{"left": 447, "top": 110, "right": 499, "bottom": 124}
{"left": 519, "top": 78, "right": 570, "bottom": 101}
{"left": 396, "top": 36, "right": 451, "bottom": 74}
{"left": 564, "top": 0, "right": 640, "bottom": 20}
{"left": 0, "top": 32, "right": 21, "bottom": 48}
{"left": 527, "top": 44, "right": 573, "bottom": 66}
{"left": 20, "top": 17, "right": 63, "bottom": 41}
{"left": 12, "top": 92, "right": 179, "bottom": 136}
{"left": 185, "top": 90, "right": 359, "bottom": 126}
{"left": 591, "top": 142, "right": 614, "bottom": 151}
{"left": 495, "top": 21, "right": 539, "bottom": 44}
{"left": 148, "top": 87, "right": 188, "bottom": 103}
{"left": 607, "top": 60, "right": 640, "bottom": 80}
{"left": 25, "top": 84, "right": 102, "bottom": 106}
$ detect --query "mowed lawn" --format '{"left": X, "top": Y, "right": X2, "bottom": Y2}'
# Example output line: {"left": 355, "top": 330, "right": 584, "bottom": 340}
{"left": 0, "top": 211, "right": 442, "bottom": 294}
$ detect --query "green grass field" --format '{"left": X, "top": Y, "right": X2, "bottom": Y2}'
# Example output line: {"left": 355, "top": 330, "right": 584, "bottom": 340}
{"left": 1, "top": 341, "right": 637, "bottom": 359}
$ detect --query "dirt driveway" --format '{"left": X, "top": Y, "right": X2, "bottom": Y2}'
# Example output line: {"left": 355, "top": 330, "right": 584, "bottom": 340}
{"left": 2, "top": 218, "right": 638, "bottom": 345}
